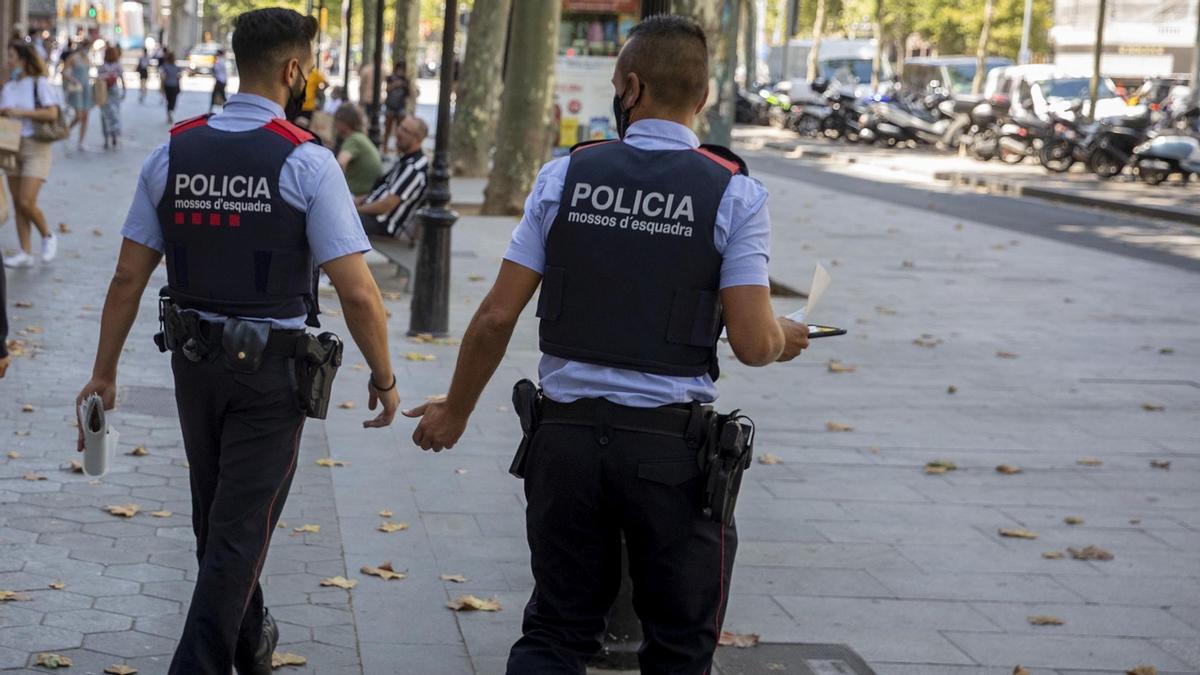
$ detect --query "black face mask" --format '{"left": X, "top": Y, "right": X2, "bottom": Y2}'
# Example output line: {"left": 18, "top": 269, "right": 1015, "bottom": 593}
{"left": 612, "top": 83, "right": 642, "bottom": 140}
{"left": 284, "top": 70, "right": 308, "bottom": 122}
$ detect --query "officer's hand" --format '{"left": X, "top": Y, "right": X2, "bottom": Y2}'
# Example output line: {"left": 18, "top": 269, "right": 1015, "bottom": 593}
{"left": 777, "top": 318, "right": 810, "bottom": 362}
{"left": 75, "top": 377, "right": 117, "bottom": 452}
{"left": 0, "top": 354, "right": 11, "bottom": 378}
{"left": 403, "top": 396, "right": 467, "bottom": 453}
{"left": 364, "top": 375, "right": 400, "bottom": 428}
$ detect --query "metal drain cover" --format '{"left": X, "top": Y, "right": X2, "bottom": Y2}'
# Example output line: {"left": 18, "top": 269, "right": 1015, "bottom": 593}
{"left": 714, "top": 643, "right": 876, "bottom": 675}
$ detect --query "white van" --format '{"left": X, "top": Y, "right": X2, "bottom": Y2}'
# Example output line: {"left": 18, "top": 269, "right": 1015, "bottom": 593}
{"left": 984, "top": 64, "right": 1133, "bottom": 120}
{"left": 769, "top": 38, "right": 892, "bottom": 96}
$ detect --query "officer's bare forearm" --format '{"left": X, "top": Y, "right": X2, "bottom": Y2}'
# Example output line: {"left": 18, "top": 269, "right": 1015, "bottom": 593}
{"left": 338, "top": 289, "right": 393, "bottom": 382}
{"left": 443, "top": 307, "right": 517, "bottom": 418}
{"left": 91, "top": 241, "right": 162, "bottom": 379}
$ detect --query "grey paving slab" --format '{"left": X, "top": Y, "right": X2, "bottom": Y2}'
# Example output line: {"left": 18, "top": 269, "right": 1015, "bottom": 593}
{"left": 969, "top": 601, "right": 1199, "bottom": 638}
{"left": 943, "top": 631, "right": 1194, "bottom": 670}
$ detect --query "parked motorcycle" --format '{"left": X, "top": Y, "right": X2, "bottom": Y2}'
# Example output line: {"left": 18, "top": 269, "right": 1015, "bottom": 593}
{"left": 997, "top": 112, "right": 1052, "bottom": 164}
{"left": 1085, "top": 109, "right": 1155, "bottom": 179}
{"left": 1132, "top": 133, "right": 1200, "bottom": 185}
{"left": 1038, "top": 109, "right": 1096, "bottom": 173}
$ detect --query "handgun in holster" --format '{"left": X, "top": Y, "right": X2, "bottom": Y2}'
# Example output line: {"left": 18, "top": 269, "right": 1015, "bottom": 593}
{"left": 293, "top": 332, "right": 343, "bottom": 420}
{"left": 701, "top": 412, "right": 754, "bottom": 527}
{"left": 154, "top": 298, "right": 209, "bottom": 363}
{"left": 509, "top": 379, "right": 542, "bottom": 479}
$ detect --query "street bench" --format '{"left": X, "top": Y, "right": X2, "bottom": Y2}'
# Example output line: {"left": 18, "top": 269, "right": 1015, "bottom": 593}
{"left": 368, "top": 233, "right": 419, "bottom": 293}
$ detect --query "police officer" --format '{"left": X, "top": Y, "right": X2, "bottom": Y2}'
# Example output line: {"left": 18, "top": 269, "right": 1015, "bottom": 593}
{"left": 75, "top": 9, "right": 400, "bottom": 674}
{"left": 406, "top": 15, "right": 808, "bottom": 675}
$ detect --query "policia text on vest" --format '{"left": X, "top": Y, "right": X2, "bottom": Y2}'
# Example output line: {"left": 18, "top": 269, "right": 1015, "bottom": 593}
{"left": 171, "top": 173, "right": 275, "bottom": 214}
{"left": 566, "top": 180, "right": 698, "bottom": 238}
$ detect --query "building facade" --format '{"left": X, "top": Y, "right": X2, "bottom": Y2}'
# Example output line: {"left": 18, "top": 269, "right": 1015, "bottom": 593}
{"left": 1051, "top": 0, "right": 1196, "bottom": 81}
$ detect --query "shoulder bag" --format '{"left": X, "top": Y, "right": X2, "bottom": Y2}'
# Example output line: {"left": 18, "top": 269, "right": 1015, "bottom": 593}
{"left": 32, "top": 77, "right": 70, "bottom": 142}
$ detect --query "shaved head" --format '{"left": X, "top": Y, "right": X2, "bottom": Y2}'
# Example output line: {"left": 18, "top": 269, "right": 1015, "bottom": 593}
{"left": 616, "top": 15, "right": 709, "bottom": 113}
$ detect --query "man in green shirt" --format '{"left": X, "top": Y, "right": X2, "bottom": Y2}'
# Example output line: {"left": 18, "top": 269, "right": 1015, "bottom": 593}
{"left": 334, "top": 103, "right": 382, "bottom": 197}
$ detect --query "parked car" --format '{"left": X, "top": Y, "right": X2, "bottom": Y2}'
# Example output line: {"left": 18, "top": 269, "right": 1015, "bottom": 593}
{"left": 902, "top": 56, "right": 1012, "bottom": 96}
{"left": 187, "top": 42, "right": 222, "bottom": 75}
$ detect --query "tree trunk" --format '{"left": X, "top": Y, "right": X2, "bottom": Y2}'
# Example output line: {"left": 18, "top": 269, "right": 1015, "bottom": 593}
{"left": 673, "top": 0, "right": 720, "bottom": 139}
{"left": 871, "top": 0, "right": 883, "bottom": 89}
{"left": 806, "top": 0, "right": 826, "bottom": 82}
{"left": 704, "top": 0, "right": 739, "bottom": 145}
{"left": 362, "top": 0, "right": 376, "bottom": 68}
{"left": 972, "top": 0, "right": 995, "bottom": 94}
{"left": 391, "top": 0, "right": 420, "bottom": 114}
{"left": 450, "top": 0, "right": 513, "bottom": 177}
{"left": 481, "top": 0, "right": 561, "bottom": 216}
{"left": 742, "top": 0, "right": 757, "bottom": 86}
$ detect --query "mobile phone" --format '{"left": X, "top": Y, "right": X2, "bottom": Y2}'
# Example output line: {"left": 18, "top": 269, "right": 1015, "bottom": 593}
{"left": 807, "top": 324, "right": 846, "bottom": 338}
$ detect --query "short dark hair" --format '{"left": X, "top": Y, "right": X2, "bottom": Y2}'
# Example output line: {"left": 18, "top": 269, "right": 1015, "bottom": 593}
{"left": 619, "top": 15, "right": 708, "bottom": 111}
{"left": 333, "top": 103, "right": 363, "bottom": 131}
{"left": 231, "top": 8, "right": 317, "bottom": 81}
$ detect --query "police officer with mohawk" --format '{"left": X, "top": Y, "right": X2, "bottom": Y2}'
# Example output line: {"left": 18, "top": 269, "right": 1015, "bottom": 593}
{"left": 405, "top": 15, "right": 808, "bottom": 675}
{"left": 76, "top": 8, "right": 399, "bottom": 673}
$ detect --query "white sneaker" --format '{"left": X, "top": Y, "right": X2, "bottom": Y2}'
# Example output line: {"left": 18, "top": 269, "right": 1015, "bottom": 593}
{"left": 40, "top": 234, "right": 57, "bottom": 263}
{"left": 3, "top": 251, "right": 34, "bottom": 268}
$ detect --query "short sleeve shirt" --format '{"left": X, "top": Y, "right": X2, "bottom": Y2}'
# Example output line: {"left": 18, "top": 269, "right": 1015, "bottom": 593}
{"left": 340, "top": 131, "right": 383, "bottom": 196}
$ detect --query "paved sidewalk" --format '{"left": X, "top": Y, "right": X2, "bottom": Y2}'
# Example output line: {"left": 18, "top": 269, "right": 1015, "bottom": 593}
{"left": 1, "top": 87, "right": 1198, "bottom": 674}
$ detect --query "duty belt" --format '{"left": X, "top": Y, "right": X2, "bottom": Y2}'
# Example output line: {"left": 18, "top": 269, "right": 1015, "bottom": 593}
{"left": 539, "top": 397, "right": 712, "bottom": 440}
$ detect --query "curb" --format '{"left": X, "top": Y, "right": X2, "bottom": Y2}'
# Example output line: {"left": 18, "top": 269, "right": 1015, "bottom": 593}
{"left": 933, "top": 171, "right": 1200, "bottom": 226}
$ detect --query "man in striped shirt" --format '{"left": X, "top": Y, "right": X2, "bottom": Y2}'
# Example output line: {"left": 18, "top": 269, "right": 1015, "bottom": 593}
{"left": 356, "top": 116, "right": 429, "bottom": 240}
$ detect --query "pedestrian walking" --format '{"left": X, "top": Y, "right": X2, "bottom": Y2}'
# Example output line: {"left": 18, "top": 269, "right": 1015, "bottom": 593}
{"left": 75, "top": 9, "right": 400, "bottom": 674}
{"left": 210, "top": 48, "right": 228, "bottom": 113}
{"left": 405, "top": 16, "right": 809, "bottom": 675}
{"left": 0, "top": 258, "right": 9, "bottom": 377}
{"left": 61, "top": 43, "right": 91, "bottom": 150}
{"left": 333, "top": 103, "right": 381, "bottom": 197}
{"left": 136, "top": 51, "right": 149, "bottom": 102}
{"left": 0, "top": 41, "right": 60, "bottom": 269}
{"left": 159, "top": 49, "right": 181, "bottom": 123}
{"left": 97, "top": 46, "right": 124, "bottom": 149}
{"left": 382, "top": 60, "right": 412, "bottom": 156}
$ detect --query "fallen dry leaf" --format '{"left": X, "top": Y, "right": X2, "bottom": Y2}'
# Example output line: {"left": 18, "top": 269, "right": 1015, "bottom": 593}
{"left": 1149, "top": 460, "right": 1170, "bottom": 470}
{"left": 0, "top": 590, "right": 31, "bottom": 601}
{"left": 360, "top": 562, "right": 406, "bottom": 581}
{"left": 48, "top": 581, "right": 65, "bottom": 590}
{"left": 924, "top": 459, "right": 957, "bottom": 474}
{"left": 1159, "top": 347, "right": 1173, "bottom": 355}
{"left": 718, "top": 631, "right": 760, "bottom": 648}
{"left": 378, "top": 509, "right": 393, "bottom": 518}
{"left": 1076, "top": 457, "right": 1103, "bottom": 467}
{"left": 912, "top": 334, "right": 942, "bottom": 348}
{"left": 1013, "top": 667, "right": 1031, "bottom": 675}
{"left": 946, "top": 385, "right": 958, "bottom": 394}
{"left": 900, "top": 260, "right": 915, "bottom": 268}
{"left": 1041, "top": 551, "right": 1064, "bottom": 559}
{"left": 271, "top": 652, "right": 307, "bottom": 668}
{"left": 277, "top": 522, "right": 287, "bottom": 529}
{"left": 404, "top": 352, "right": 437, "bottom": 362}
{"left": 1129, "top": 517, "right": 1142, "bottom": 525}
{"left": 999, "top": 527, "right": 1039, "bottom": 540}
{"left": 454, "top": 468, "right": 469, "bottom": 475}
{"left": 868, "top": 446, "right": 881, "bottom": 454}
{"left": 20, "top": 404, "right": 35, "bottom": 412}
{"left": 67, "top": 460, "right": 83, "bottom": 473}
{"left": 447, "top": 594, "right": 501, "bottom": 611}
{"left": 467, "top": 274, "right": 485, "bottom": 281}
{"left": 758, "top": 453, "right": 782, "bottom": 465}
{"left": 1141, "top": 403, "right": 1165, "bottom": 412}
{"left": 127, "top": 445, "right": 149, "bottom": 457}
{"left": 104, "top": 665, "right": 138, "bottom": 675}
{"left": 825, "top": 421, "right": 853, "bottom": 432}
{"left": 408, "top": 334, "right": 461, "bottom": 346}
{"left": 319, "top": 575, "right": 357, "bottom": 590}
{"left": 996, "top": 351, "right": 1019, "bottom": 359}
{"left": 1063, "top": 516, "right": 1084, "bottom": 526}
{"left": 14, "top": 301, "right": 32, "bottom": 309}
{"left": 874, "top": 305, "right": 897, "bottom": 315}
{"left": 293, "top": 524, "right": 320, "bottom": 534}
{"left": 5, "top": 451, "right": 18, "bottom": 459}
{"left": 995, "top": 464, "right": 1022, "bottom": 474}
{"left": 22, "top": 472, "right": 46, "bottom": 481}
{"left": 150, "top": 510, "right": 172, "bottom": 518}
{"left": 440, "top": 574, "right": 468, "bottom": 583}
{"left": 378, "top": 521, "right": 408, "bottom": 533}
{"left": 92, "top": 228, "right": 103, "bottom": 236}
{"left": 337, "top": 401, "right": 356, "bottom": 410}
{"left": 58, "top": 222, "right": 70, "bottom": 233}
{"left": 315, "top": 458, "right": 348, "bottom": 467}
{"left": 35, "top": 653, "right": 73, "bottom": 668}
{"left": 1126, "top": 667, "right": 1157, "bottom": 675}
{"left": 1068, "top": 545, "right": 1113, "bottom": 561}
{"left": 105, "top": 504, "right": 140, "bottom": 518}
{"left": 827, "top": 360, "right": 856, "bottom": 373}
{"left": 1027, "top": 615, "right": 1064, "bottom": 626}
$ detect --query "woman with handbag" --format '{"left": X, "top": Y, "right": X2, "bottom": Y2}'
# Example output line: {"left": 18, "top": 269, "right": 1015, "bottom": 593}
{"left": 97, "top": 46, "right": 124, "bottom": 149}
{"left": 0, "top": 41, "right": 62, "bottom": 268}
{"left": 61, "top": 43, "right": 92, "bottom": 151}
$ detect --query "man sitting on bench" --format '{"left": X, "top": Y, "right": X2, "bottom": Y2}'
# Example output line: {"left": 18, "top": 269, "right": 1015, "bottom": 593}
{"left": 356, "top": 115, "right": 430, "bottom": 243}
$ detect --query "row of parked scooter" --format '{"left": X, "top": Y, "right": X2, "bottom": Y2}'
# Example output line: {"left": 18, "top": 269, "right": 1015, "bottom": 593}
{"left": 776, "top": 79, "right": 1200, "bottom": 186}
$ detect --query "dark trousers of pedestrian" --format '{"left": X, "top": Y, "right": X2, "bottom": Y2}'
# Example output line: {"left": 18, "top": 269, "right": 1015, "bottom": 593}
{"left": 167, "top": 351, "right": 305, "bottom": 674}
{"left": 505, "top": 405, "right": 737, "bottom": 675}
{"left": 211, "top": 80, "right": 226, "bottom": 110}
{"left": 163, "top": 85, "right": 180, "bottom": 114}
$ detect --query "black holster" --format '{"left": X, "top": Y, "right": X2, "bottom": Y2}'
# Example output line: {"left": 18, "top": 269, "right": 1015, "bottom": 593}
{"left": 509, "top": 379, "right": 542, "bottom": 478}
{"left": 699, "top": 410, "right": 754, "bottom": 527}
{"left": 155, "top": 298, "right": 212, "bottom": 363}
{"left": 292, "top": 332, "right": 343, "bottom": 420}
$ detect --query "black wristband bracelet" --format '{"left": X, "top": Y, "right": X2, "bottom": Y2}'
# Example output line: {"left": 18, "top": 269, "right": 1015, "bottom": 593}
{"left": 370, "top": 374, "right": 396, "bottom": 392}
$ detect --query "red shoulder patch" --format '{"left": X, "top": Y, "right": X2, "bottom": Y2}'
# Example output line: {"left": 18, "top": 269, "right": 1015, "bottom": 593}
{"left": 570, "top": 139, "right": 618, "bottom": 154}
{"left": 693, "top": 147, "right": 739, "bottom": 175}
{"left": 169, "top": 114, "right": 211, "bottom": 136}
{"left": 264, "top": 118, "right": 316, "bottom": 146}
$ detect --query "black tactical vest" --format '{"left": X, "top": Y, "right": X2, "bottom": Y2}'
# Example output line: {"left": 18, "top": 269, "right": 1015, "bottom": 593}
{"left": 538, "top": 140, "right": 746, "bottom": 379}
{"left": 156, "top": 115, "right": 319, "bottom": 326}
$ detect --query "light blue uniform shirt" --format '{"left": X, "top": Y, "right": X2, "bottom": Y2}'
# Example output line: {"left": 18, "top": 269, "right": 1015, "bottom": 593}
{"left": 504, "top": 119, "right": 772, "bottom": 407}
{"left": 120, "top": 93, "right": 370, "bottom": 329}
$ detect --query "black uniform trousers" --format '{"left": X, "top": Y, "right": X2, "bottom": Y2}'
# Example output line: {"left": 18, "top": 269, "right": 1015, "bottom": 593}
{"left": 506, "top": 414, "right": 737, "bottom": 675}
{"left": 167, "top": 351, "right": 305, "bottom": 674}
